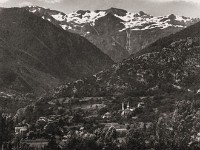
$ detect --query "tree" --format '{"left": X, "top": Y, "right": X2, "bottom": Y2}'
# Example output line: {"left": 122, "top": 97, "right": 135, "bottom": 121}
{"left": 156, "top": 100, "right": 200, "bottom": 150}
{"left": 46, "top": 138, "right": 60, "bottom": 150}
{"left": 126, "top": 128, "right": 146, "bottom": 150}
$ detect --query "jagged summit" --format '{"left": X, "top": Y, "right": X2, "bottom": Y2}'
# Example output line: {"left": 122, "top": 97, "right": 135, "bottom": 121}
{"left": 168, "top": 14, "right": 176, "bottom": 20}
{"left": 138, "top": 11, "right": 147, "bottom": 16}
{"left": 94, "top": 7, "right": 127, "bottom": 15}
{"left": 133, "top": 11, "right": 150, "bottom": 17}
{"left": 104, "top": 7, "right": 127, "bottom": 16}
{"left": 76, "top": 10, "right": 91, "bottom": 16}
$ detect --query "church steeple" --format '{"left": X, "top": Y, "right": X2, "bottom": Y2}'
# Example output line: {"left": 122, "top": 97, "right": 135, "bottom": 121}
{"left": 127, "top": 102, "right": 130, "bottom": 109}
{"left": 122, "top": 102, "right": 124, "bottom": 111}
{"left": 72, "top": 86, "right": 77, "bottom": 98}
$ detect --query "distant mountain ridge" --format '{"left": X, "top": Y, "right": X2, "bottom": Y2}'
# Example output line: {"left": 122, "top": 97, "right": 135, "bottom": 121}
{"left": 25, "top": 6, "right": 200, "bottom": 62}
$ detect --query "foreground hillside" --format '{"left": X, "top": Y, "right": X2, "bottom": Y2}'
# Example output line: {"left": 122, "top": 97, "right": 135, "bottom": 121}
{"left": 0, "top": 8, "right": 113, "bottom": 96}
{"left": 26, "top": 6, "right": 199, "bottom": 62}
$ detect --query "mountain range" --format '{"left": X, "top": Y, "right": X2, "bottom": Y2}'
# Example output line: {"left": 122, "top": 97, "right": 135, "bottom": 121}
{"left": 25, "top": 6, "right": 200, "bottom": 62}
{"left": 0, "top": 6, "right": 200, "bottom": 113}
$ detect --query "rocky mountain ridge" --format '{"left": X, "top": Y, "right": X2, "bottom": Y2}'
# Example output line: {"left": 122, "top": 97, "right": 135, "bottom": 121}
{"left": 25, "top": 6, "right": 200, "bottom": 62}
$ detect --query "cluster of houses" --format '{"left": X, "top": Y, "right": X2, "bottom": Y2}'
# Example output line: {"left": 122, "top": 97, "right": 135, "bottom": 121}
{"left": 15, "top": 126, "right": 28, "bottom": 135}
{"left": 14, "top": 125, "right": 49, "bottom": 149}
{"left": 13, "top": 98, "right": 146, "bottom": 150}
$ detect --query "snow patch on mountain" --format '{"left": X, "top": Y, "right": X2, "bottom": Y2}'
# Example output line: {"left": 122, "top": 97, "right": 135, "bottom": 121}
{"left": 116, "top": 13, "right": 193, "bottom": 31}
{"left": 65, "top": 11, "right": 106, "bottom": 25}
{"left": 52, "top": 13, "right": 65, "bottom": 21}
{"left": 61, "top": 24, "right": 68, "bottom": 30}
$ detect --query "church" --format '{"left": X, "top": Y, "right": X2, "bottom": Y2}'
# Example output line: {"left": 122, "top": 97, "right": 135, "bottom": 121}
{"left": 121, "top": 102, "right": 134, "bottom": 118}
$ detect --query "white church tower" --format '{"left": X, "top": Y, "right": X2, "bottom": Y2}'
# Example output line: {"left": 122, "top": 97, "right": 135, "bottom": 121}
{"left": 122, "top": 102, "right": 125, "bottom": 111}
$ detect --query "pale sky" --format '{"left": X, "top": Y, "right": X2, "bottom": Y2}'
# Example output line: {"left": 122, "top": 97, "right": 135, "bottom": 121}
{"left": 0, "top": 0, "right": 200, "bottom": 18}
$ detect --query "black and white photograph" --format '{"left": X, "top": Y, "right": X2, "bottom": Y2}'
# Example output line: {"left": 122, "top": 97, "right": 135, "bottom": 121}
{"left": 0, "top": 0, "right": 200, "bottom": 149}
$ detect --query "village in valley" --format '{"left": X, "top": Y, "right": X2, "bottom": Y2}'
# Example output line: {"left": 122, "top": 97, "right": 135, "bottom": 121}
{"left": 10, "top": 92, "right": 150, "bottom": 150}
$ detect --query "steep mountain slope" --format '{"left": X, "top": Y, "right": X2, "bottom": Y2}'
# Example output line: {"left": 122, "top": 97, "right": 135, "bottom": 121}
{"left": 25, "top": 6, "right": 200, "bottom": 62}
{"left": 54, "top": 21, "right": 200, "bottom": 98}
{"left": 0, "top": 8, "right": 113, "bottom": 96}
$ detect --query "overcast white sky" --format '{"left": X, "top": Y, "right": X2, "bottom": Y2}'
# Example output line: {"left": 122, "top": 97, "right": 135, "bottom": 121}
{"left": 0, "top": 0, "right": 200, "bottom": 17}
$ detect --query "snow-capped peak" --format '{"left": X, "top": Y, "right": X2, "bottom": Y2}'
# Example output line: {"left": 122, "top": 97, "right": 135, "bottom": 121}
{"left": 26, "top": 6, "right": 199, "bottom": 31}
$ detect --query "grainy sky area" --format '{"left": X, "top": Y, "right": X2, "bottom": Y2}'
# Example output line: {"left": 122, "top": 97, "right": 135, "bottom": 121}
{"left": 0, "top": 0, "right": 200, "bottom": 17}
